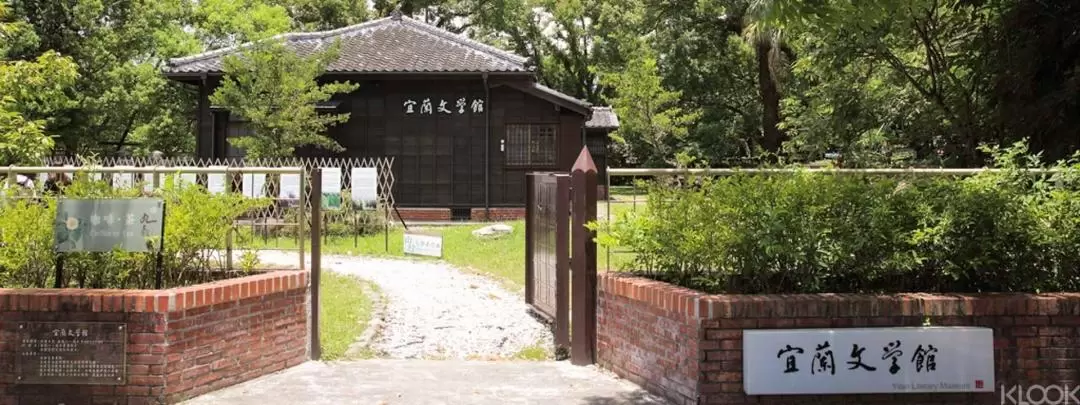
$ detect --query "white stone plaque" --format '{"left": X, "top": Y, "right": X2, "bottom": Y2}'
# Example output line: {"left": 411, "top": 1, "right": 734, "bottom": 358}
{"left": 743, "top": 327, "right": 994, "bottom": 395}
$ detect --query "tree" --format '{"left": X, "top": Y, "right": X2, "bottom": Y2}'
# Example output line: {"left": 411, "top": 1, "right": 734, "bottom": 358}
{"left": 743, "top": 0, "right": 794, "bottom": 156}
{"left": 190, "top": 0, "right": 292, "bottom": 49}
{"left": 0, "top": 52, "right": 79, "bottom": 165}
{"left": 209, "top": 40, "right": 358, "bottom": 158}
{"left": 273, "top": 0, "right": 371, "bottom": 31}
{"left": 6, "top": 0, "right": 202, "bottom": 156}
{"left": 0, "top": 3, "right": 78, "bottom": 165}
{"left": 601, "top": 42, "right": 700, "bottom": 166}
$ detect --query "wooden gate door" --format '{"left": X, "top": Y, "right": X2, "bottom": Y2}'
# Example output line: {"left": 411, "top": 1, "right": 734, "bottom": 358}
{"left": 525, "top": 172, "right": 570, "bottom": 350}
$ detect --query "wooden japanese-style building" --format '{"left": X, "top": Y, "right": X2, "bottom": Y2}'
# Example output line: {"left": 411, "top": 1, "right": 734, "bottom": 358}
{"left": 162, "top": 11, "right": 618, "bottom": 220}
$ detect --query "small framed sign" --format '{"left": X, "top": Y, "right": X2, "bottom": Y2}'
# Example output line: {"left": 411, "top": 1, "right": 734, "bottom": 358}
{"left": 403, "top": 232, "right": 442, "bottom": 258}
{"left": 53, "top": 198, "right": 168, "bottom": 288}
{"left": 743, "top": 326, "right": 994, "bottom": 395}
{"left": 53, "top": 198, "right": 165, "bottom": 252}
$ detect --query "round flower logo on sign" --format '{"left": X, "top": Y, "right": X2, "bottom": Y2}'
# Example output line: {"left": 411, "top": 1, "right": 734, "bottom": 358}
{"left": 54, "top": 212, "right": 86, "bottom": 250}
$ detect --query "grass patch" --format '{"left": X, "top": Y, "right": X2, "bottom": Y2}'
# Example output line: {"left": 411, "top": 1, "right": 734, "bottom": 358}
{"left": 512, "top": 343, "right": 551, "bottom": 361}
{"left": 609, "top": 185, "right": 648, "bottom": 197}
{"left": 320, "top": 271, "right": 376, "bottom": 361}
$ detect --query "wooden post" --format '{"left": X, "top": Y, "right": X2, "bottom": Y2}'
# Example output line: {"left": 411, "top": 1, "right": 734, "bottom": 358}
{"left": 570, "top": 147, "right": 598, "bottom": 365}
{"left": 309, "top": 167, "right": 323, "bottom": 360}
{"left": 554, "top": 174, "right": 571, "bottom": 351}
{"left": 154, "top": 203, "right": 167, "bottom": 289}
{"left": 524, "top": 174, "right": 535, "bottom": 307}
{"left": 196, "top": 77, "right": 213, "bottom": 158}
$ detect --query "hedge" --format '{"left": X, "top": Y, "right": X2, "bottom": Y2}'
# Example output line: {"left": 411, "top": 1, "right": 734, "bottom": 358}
{"left": 0, "top": 172, "right": 269, "bottom": 289}
{"left": 597, "top": 146, "right": 1080, "bottom": 294}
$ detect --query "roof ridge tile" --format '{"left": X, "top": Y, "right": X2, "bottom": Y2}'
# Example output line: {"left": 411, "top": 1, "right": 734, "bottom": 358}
{"left": 167, "top": 15, "right": 527, "bottom": 71}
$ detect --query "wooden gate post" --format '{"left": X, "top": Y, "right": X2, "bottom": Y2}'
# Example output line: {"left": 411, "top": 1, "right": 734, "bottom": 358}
{"left": 570, "top": 147, "right": 598, "bottom": 365}
{"left": 525, "top": 174, "right": 535, "bottom": 307}
{"left": 309, "top": 167, "right": 323, "bottom": 361}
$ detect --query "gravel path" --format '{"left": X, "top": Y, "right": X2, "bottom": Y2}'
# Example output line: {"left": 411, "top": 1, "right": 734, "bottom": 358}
{"left": 256, "top": 251, "right": 553, "bottom": 360}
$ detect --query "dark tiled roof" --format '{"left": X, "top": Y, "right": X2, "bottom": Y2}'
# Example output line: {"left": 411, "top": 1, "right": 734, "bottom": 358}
{"left": 586, "top": 107, "right": 619, "bottom": 129}
{"left": 529, "top": 82, "right": 592, "bottom": 112}
{"left": 164, "top": 14, "right": 530, "bottom": 74}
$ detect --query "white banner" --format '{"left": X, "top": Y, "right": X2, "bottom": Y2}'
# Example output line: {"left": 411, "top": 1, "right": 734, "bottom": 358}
{"left": 743, "top": 327, "right": 994, "bottom": 395}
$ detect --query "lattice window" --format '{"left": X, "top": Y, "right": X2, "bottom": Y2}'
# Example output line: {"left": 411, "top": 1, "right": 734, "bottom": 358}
{"left": 505, "top": 124, "right": 557, "bottom": 167}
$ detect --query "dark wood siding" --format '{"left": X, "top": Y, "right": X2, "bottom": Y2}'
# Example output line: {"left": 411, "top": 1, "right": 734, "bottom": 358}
{"left": 209, "top": 75, "right": 587, "bottom": 208}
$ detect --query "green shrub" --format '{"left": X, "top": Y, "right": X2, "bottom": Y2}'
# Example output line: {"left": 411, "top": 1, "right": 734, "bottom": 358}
{"left": 597, "top": 143, "right": 1080, "bottom": 294}
{"left": 0, "top": 171, "right": 270, "bottom": 289}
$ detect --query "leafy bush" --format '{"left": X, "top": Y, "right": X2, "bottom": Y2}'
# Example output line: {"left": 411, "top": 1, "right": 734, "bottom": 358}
{"left": 0, "top": 171, "right": 269, "bottom": 289}
{"left": 597, "top": 143, "right": 1080, "bottom": 294}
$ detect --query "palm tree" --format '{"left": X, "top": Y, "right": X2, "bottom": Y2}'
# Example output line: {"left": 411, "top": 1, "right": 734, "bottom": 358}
{"left": 743, "top": 0, "right": 789, "bottom": 156}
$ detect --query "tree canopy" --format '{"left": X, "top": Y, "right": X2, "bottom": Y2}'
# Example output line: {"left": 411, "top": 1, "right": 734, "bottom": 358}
{"left": 0, "top": 0, "right": 1074, "bottom": 168}
{"left": 209, "top": 40, "right": 358, "bottom": 158}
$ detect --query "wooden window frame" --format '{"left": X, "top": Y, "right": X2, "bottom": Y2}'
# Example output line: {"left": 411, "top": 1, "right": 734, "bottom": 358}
{"left": 225, "top": 116, "right": 252, "bottom": 159}
{"left": 505, "top": 123, "right": 558, "bottom": 168}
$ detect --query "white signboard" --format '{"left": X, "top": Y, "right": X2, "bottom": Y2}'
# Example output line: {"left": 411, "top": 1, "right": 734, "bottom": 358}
{"left": 176, "top": 173, "right": 197, "bottom": 188}
{"left": 206, "top": 166, "right": 227, "bottom": 194}
{"left": 403, "top": 233, "right": 442, "bottom": 258}
{"left": 112, "top": 167, "right": 135, "bottom": 189}
{"left": 242, "top": 173, "right": 266, "bottom": 198}
{"left": 350, "top": 167, "right": 378, "bottom": 210}
{"left": 321, "top": 167, "right": 342, "bottom": 193}
{"left": 321, "top": 167, "right": 342, "bottom": 209}
{"left": 279, "top": 174, "right": 301, "bottom": 199}
{"left": 743, "top": 327, "right": 994, "bottom": 395}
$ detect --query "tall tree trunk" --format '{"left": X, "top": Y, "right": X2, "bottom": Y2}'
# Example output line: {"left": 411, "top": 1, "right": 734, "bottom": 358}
{"left": 756, "top": 41, "right": 785, "bottom": 155}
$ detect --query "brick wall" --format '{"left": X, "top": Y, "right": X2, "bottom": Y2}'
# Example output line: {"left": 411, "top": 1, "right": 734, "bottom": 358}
{"left": 598, "top": 273, "right": 1080, "bottom": 405}
{"left": 0, "top": 270, "right": 308, "bottom": 405}
{"left": 470, "top": 208, "right": 526, "bottom": 221}
{"left": 393, "top": 208, "right": 451, "bottom": 221}
{"left": 392, "top": 207, "right": 528, "bottom": 221}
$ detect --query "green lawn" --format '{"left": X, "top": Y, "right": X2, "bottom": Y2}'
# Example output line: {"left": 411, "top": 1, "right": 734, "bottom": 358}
{"left": 237, "top": 202, "right": 644, "bottom": 289}
{"left": 320, "top": 271, "right": 377, "bottom": 360}
{"left": 237, "top": 221, "right": 529, "bottom": 290}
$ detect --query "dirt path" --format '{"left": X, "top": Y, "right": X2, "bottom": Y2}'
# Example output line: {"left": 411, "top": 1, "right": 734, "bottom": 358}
{"left": 256, "top": 251, "right": 553, "bottom": 360}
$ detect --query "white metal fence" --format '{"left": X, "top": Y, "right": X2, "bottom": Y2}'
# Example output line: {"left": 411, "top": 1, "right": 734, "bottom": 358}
{"left": 6, "top": 155, "right": 398, "bottom": 262}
